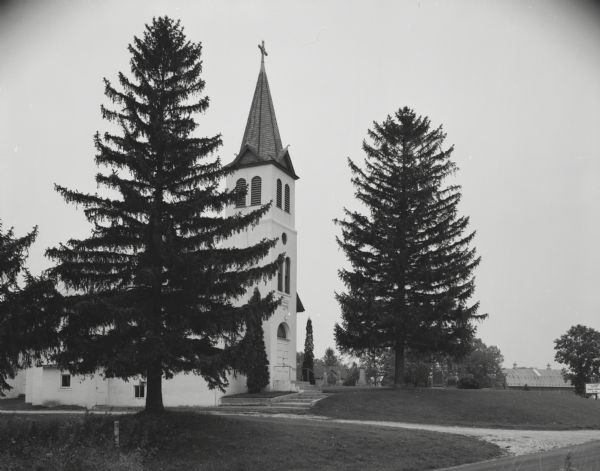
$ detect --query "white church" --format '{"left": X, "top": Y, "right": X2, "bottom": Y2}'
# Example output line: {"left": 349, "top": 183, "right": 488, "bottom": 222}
{"left": 4, "top": 45, "right": 305, "bottom": 408}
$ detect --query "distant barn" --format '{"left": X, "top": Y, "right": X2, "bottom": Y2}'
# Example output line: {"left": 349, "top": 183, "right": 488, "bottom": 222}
{"left": 503, "top": 363, "right": 573, "bottom": 390}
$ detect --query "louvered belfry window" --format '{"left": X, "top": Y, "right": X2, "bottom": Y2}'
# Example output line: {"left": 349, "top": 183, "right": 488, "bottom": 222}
{"left": 276, "top": 179, "right": 282, "bottom": 209}
{"left": 284, "top": 184, "right": 290, "bottom": 213}
{"left": 251, "top": 176, "right": 262, "bottom": 206}
{"left": 235, "top": 178, "right": 247, "bottom": 208}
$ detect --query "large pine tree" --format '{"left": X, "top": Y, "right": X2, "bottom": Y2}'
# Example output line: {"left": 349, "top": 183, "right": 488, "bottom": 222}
{"left": 335, "top": 107, "right": 484, "bottom": 387}
{"left": 0, "top": 222, "right": 60, "bottom": 394}
{"left": 301, "top": 318, "right": 315, "bottom": 384}
{"left": 46, "top": 17, "right": 280, "bottom": 413}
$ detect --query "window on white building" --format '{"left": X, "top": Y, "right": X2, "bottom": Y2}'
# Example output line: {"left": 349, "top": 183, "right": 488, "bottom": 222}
{"left": 134, "top": 382, "right": 146, "bottom": 398}
{"left": 61, "top": 374, "right": 71, "bottom": 388}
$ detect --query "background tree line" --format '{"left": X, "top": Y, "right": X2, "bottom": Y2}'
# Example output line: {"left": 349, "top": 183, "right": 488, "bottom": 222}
{"left": 297, "top": 336, "right": 505, "bottom": 389}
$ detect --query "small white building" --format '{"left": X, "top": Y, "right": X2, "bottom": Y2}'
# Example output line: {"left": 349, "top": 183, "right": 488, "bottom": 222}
{"left": 6, "top": 46, "right": 305, "bottom": 409}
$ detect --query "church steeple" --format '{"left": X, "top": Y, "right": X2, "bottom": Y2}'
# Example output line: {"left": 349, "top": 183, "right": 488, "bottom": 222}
{"left": 239, "top": 41, "right": 283, "bottom": 160}
{"left": 224, "top": 42, "right": 301, "bottom": 393}
{"left": 229, "top": 41, "right": 298, "bottom": 180}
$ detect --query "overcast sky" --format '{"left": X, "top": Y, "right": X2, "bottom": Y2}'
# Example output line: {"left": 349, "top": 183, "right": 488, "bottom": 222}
{"left": 1, "top": 0, "right": 599, "bottom": 368}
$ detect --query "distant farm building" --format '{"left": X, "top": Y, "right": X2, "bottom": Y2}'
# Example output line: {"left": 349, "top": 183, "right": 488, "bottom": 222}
{"left": 503, "top": 363, "right": 573, "bottom": 390}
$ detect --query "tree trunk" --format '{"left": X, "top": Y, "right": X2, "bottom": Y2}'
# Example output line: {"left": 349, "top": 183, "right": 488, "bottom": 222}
{"left": 145, "top": 363, "right": 164, "bottom": 413}
{"left": 393, "top": 341, "right": 406, "bottom": 388}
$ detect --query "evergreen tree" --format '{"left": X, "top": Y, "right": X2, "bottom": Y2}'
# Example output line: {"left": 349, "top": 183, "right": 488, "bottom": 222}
{"left": 335, "top": 107, "right": 484, "bottom": 387}
{"left": 0, "top": 222, "right": 60, "bottom": 394}
{"left": 243, "top": 289, "right": 270, "bottom": 393}
{"left": 301, "top": 317, "right": 315, "bottom": 384}
{"left": 46, "top": 17, "right": 280, "bottom": 413}
{"left": 296, "top": 351, "right": 304, "bottom": 381}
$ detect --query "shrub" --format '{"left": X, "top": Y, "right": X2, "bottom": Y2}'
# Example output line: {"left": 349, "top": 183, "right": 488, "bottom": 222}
{"left": 343, "top": 364, "right": 360, "bottom": 386}
{"left": 457, "top": 376, "right": 480, "bottom": 389}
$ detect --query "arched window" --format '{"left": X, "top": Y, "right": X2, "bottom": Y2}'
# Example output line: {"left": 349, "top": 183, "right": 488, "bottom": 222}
{"left": 277, "top": 258, "right": 283, "bottom": 292}
{"left": 251, "top": 176, "right": 262, "bottom": 206}
{"left": 277, "top": 323, "right": 288, "bottom": 339}
{"left": 284, "top": 184, "right": 290, "bottom": 213}
{"left": 284, "top": 257, "right": 291, "bottom": 294}
{"left": 235, "top": 178, "right": 247, "bottom": 208}
{"left": 276, "top": 179, "right": 282, "bottom": 209}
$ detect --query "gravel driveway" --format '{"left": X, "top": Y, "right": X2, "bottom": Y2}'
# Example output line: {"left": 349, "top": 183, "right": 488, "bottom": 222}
{"left": 329, "top": 418, "right": 600, "bottom": 455}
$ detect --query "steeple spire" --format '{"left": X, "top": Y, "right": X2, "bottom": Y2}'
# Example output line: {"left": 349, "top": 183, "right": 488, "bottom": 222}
{"left": 239, "top": 41, "right": 283, "bottom": 160}
{"left": 229, "top": 42, "right": 298, "bottom": 180}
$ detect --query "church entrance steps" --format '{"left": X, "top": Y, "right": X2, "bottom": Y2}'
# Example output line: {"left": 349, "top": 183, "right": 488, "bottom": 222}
{"left": 296, "top": 381, "right": 321, "bottom": 392}
{"left": 219, "top": 391, "right": 329, "bottom": 411}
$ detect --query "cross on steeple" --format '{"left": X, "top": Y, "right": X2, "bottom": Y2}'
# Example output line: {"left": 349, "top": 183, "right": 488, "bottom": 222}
{"left": 258, "top": 40, "right": 268, "bottom": 64}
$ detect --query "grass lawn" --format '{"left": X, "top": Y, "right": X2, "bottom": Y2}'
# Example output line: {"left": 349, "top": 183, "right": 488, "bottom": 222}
{"left": 0, "top": 411, "right": 502, "bottom": 470}
{"left": 0, "top": 397, "right": 85, "bottom": 411}
{"left": 313, "top": 388, "right": 600, "bottom": 429}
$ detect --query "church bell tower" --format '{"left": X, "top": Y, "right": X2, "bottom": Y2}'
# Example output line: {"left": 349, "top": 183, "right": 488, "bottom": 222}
{"left": 225, "top": 42, "right": 303, "bottom": 391}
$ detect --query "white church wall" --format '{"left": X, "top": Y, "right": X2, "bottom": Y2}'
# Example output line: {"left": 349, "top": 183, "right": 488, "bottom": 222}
{"left": 163, "top": 373, "right": 220, "bottom": 407}
{"left": 94, "top": 373, "right": 233, "bottom": 408}
{"left": 23, "top": 368, "right": 250, "bottom": 408}
{"left": 104, "top": 376, "right": 145, "bottom": 407}
{"left": 34, "top": 367, "right": 95, "bottom": 408}
{"left": 26, "top": 366, "right": 44, "bottom": 405}
{"left": 1, "top": 369, "right": 26, "bottom": 399}
{"left": 268, "top": 301, "right": 297, "bottom": 391}
{"left": 224, "top": 371, "right": 248, "bottom": 397}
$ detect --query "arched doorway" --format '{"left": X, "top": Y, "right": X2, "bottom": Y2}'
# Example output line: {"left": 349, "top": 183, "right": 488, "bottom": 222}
{"left": 274, "top": 322, "right": 291, "bottom": 389}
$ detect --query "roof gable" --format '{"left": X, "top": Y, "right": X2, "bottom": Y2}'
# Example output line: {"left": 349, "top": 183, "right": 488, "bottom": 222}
{"left": 227, "top": 144, "right": 299, "bottom": 180}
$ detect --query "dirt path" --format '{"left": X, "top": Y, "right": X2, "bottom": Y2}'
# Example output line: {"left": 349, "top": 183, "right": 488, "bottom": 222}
{"left": 211, "top": 411, "right": 600, "bottom": 456}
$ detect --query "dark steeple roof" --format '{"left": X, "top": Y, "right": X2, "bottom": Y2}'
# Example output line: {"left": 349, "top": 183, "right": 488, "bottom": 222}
{"left": 240, "top": 60, "right": 283, "bottom": 160}
{"left": 229, "top": 44, "right": 298, "bottom": 180}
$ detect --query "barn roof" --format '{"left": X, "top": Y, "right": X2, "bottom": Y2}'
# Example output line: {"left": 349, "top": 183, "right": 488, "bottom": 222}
{"left": 503, "top": 367, "right": 572, "bottom": 388}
